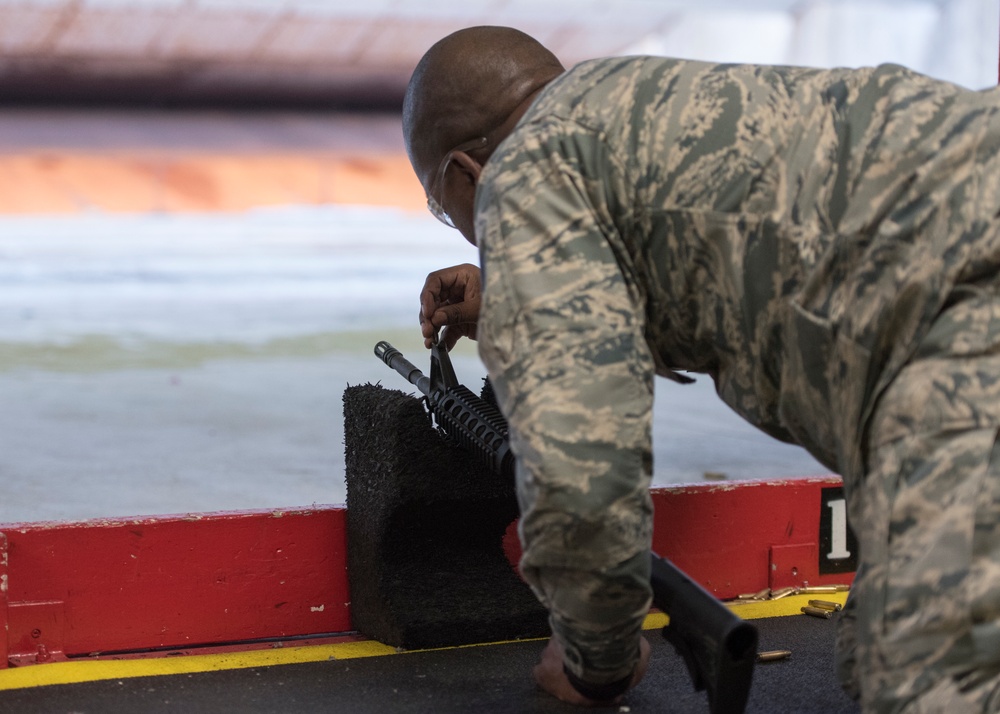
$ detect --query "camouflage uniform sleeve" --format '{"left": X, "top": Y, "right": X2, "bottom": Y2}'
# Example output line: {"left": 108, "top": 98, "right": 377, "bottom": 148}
{"left": 475, "top": 120, "right": 654, "bottom": 687}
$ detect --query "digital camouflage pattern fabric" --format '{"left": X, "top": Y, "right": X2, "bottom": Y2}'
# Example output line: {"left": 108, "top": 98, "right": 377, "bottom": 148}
{"left": 474, "top": 55, "right": 1000, "bottom": 709}
{"left": 842, "top": 289, "right": 1000, "bottom": 713}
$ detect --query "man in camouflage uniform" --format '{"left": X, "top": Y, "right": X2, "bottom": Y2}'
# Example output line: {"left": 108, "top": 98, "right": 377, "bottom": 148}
{"left": 404, "top": 25, "right": 1000, "bottom": 711}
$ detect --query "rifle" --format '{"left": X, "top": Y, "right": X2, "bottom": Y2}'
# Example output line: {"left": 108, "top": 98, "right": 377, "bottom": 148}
{"left": 374, "top": 336, "right": 758, "bottom": 714}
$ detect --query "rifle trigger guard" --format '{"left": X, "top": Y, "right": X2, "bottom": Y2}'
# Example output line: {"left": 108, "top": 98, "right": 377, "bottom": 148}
{"left": 420, "top": 394, "right": 435, "bottom": 424}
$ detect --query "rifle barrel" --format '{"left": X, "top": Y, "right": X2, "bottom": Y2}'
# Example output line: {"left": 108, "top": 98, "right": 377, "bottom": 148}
{"left": 374, "top": 341, "right": 431, "bottom": 395}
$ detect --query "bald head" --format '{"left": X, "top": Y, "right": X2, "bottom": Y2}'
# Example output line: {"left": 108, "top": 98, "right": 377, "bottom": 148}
{"left": 403, "top": 26, "right": 565, "bottom": 188}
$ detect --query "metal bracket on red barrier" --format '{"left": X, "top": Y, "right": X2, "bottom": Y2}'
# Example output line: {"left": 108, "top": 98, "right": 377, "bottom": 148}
{"left": 7, "top": 600, "right": 67, "bottom": 666}
{"left": 768, "top": 543, "right": 817, "bottom": 591}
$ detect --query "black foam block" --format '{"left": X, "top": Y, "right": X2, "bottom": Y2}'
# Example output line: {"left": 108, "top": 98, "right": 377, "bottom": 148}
{"left": 343, "top": 383, "right": 549, "bottom": 649}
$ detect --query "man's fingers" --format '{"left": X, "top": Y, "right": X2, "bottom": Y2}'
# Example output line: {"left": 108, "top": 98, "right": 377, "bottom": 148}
{"left": 430, "top": 299, "right": 481, "bottom": 329}
{"left": 533, "top": 635, "right": 649, "bottom": 706}
{"left": 419, "top": 264, "right": 481, "bottom": 313}
{"left": 533, "top": 637, "right": 603, "bottom": 707}
{"left": 419, "top": 308, "right": 438, "bottom": 351}
{"left": 443, "top": 323, "right": 477, "bottom": 350}
{"left": 418, "top": 263, "right": 482, "bottom": 349}
{"left": 419, "top": 282, "right": 445, "bottom": 326}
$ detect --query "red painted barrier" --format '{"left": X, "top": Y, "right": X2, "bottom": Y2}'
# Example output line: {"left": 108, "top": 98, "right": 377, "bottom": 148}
{"left": 0, "top": 507, "right": 349, "bottom": 667}
{"left": 649, "top": 477, "right": 854, "bottom": 598}
{"left": 503, "top": 476, "right": 853, "bottom": 600}
{"left": 2, "top": 477, "right": 852, "bottom": 668}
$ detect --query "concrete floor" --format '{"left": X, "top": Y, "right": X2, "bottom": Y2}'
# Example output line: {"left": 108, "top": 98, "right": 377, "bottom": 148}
{"left": 0, "top": 343, "right": 827, "bottom": 523}
{"left": 0, "top": 614, "right": 859, "bottom": 714}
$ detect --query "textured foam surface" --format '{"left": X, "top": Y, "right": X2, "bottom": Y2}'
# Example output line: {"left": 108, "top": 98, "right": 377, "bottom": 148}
{"left": 342, "top": 383, "right": 548, "bottom": 649}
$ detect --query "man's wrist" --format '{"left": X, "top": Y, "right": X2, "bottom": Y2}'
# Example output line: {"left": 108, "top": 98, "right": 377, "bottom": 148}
{"left": 563, "top": 665, "right": 632, "bottom": 702}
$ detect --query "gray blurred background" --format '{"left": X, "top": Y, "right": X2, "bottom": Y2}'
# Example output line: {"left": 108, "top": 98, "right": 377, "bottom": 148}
{"left": 0, "top": 0, "right": 996, "bottom": 522}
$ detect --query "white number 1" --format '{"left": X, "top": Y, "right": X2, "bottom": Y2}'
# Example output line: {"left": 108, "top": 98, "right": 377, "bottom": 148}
{"left": 827, "top": 498, "right": 851, "bottom": 560}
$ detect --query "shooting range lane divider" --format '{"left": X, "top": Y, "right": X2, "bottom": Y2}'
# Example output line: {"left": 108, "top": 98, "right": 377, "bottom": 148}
{"left": 0, "top": 481, "right": 850, "bottom": 669}
{"left": 0, "top": 592, "right": 848, "bottom": 692}
{"left": 0, "top": 387, "right": 853, "bottom": 686}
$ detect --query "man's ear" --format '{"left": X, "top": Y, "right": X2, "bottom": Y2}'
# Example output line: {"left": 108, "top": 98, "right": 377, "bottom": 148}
{"left": 449, "top": 151, "right": 483, "bottom": 185}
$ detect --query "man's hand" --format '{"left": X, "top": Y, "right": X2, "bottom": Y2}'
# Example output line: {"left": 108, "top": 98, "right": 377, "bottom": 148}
{"left": 533, "top": 635, "right": 651, "bottom": 706}
{"left": 419, "top": 263, "right": 482, "bottom": 349}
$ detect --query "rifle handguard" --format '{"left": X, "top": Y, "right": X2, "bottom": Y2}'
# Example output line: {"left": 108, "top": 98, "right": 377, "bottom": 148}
{"left": 430, "top": 385, "right": 515, "bottom": 481}
{"left": 373, "top": 340, "right": 514, "bottom": 480}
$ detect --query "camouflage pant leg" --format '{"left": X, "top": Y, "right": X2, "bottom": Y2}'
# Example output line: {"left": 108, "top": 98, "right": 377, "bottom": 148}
{"left": 841, "top": 287, "right": 1000, "bottom": 713}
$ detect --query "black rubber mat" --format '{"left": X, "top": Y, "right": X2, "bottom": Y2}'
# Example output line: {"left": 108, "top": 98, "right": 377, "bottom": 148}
{"left": 0, "top": 614, "right": 859, "bottom": 713}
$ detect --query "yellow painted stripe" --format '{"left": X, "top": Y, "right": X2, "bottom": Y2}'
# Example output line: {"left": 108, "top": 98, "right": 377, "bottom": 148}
{"left": 0, "top": 591, "right": 847, "bottom": 692}
{"left": 0, "top": 640, "right": 397, "bottom": 691}
{"left": 727, "top": 592, "right": 848, "bottom": 621}
{"left": 641, "top": 591, "right": 848, "bottom": 630}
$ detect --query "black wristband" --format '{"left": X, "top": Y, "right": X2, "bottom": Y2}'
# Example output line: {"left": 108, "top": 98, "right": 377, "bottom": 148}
{"left": 563, "top": 665, "right": 632, "bottom": 702}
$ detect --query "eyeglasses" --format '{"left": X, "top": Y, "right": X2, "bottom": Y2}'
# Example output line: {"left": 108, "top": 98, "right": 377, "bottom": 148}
{"left": 426, "top": 136, "right": 488, "bottom": 228}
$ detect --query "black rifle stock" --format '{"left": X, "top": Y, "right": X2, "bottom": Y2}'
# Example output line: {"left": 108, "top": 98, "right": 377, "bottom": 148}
{"left": 650, "top": 553, "right": 758, "bottom": 714}
{"left": 374, "top": 337, "right": 758, "bottom": 713}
